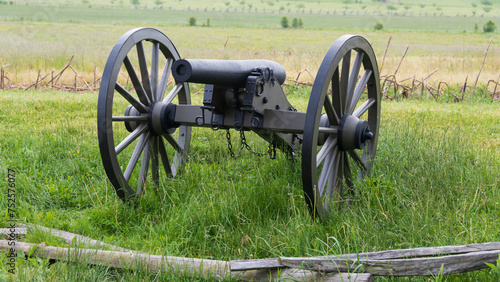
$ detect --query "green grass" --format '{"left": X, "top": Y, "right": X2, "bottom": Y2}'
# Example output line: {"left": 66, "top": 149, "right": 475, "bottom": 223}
{"left": 0, "top": 0, "right": 499, "bottom": 280}
{"left": 0, "top": 88, "right": 499, "bottom": 281}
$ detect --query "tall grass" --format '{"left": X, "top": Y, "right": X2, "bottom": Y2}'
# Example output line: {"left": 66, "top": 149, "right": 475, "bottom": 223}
{"left": 0, "top": 21, "right": 498, "bottom": 87}
{"left": 0, "top": 88, "right": 499, "bottom": 280}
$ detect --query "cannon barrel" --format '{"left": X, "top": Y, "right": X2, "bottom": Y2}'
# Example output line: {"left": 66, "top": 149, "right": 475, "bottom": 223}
{"left": 172, "top": 59, "right": 287, "bottom": 87}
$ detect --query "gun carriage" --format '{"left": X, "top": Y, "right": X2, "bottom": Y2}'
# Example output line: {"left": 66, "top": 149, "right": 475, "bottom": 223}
{"left": 97, "top": 28, "right": 381, "bottom": 220}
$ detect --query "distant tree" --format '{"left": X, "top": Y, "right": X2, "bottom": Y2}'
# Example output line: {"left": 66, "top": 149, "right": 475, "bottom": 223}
{"left": 131, "top": 0, "right": 139, "bottom": 8}
{"left": 483, "top": 7, "right": 492, "bottom": 13}
{"left": 188, "top": 16, "right": 196, "bottom": 26}
{"left": 298, "top": 18, "right": 303, "bottom": 28}
{"left": 373, "top": 22, "right": 384, "bottom": 30}
{"left": 155, "top": 0, "right": 163, "bottom": 6}
{"left": 474, "top": 22, "right": 479, "bottom": 32}
{"left": 292, "top": 17, "right": 299, "bottom": 28}
{"left": 206, "top": 18, "right": 211, "bottom": 27}
{"left": 483, "top": 20, "right": 497, "bottom": 32}
{"left": 280, "top": 16, "right": 289, "bottom": 28}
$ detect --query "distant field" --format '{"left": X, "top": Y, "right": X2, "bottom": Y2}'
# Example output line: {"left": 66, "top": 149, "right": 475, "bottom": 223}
{"left": 0, "top": 2, "right": 498, "bottom": 32}
{"left": 0, "top": 21, "right": 498, "bottom": 87}
{"left": 0, "top": 1, "right": 499, "bottom": 85}
{"left": 5, "top": 0, "right": 500, "bottom": 16}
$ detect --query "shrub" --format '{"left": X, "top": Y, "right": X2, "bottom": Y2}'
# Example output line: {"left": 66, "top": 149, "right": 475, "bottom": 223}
{"left": 483, "top": 20, "right": 497, "bottom": 33}
{"left": 280, "top": 16, "right": 289, "bottom": 28}
{"left": 130, "top": 0, "right": 139, "bottom": 7}
{"left": 480, "top": 0, "right": 492, "bottom": 6}
{"left": 387, "top": 4, "right": 397, "bottom": 10}
{"left": 474, "top": 23, "right": 479, "bottom": 32}
{"left": 292, "top": 17, "right": 299, "bottom": 28}
{"left": 483, "top": 7, "right": 492, "bottom": 13}
{"left": 374, "top": 22, "right": 384, "bottom": 30}
{"left": 188, "top": 16, "right": 196, "bottom": 26}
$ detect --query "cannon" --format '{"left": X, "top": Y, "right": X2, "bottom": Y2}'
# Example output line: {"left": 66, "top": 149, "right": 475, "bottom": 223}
{"left": 97, "top": 28, "right": 380, "bottom": 220}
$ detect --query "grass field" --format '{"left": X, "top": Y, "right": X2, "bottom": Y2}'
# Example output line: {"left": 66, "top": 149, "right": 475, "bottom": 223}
{"left": 4, "top": 0, "right": 500, "bottom": 15}
{"left": 0, "top": 0, "right": 499, "bottom": 87}
{"left": 0, "top": 21, "right": 499, "bottom": 88}
{"left": 0, "top": 88, "right": 499, "bottom": 280}
{"left": 1, "top": 0, "right": 500, "bottom": 280}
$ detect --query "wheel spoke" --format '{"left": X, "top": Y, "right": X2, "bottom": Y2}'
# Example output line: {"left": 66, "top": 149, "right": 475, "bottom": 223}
{"left": 317, "top": 149, "right": 335, "bottom": 196}
{"left": 163, "top": 133, "right": 182, "bottom": 153}
{"left": 318, "top": 126, "right": 338, "bottom": 134}
{"left": 163, "top": 83, "right": 183, "bottom": 104}
{"left": 112, "top": 116, "right": 147, "bottom": 122}
{"left": 115, "top": 83, "right": 148, "bottom": 113}
{"left": 343, "top": 152, "right": 355, "bottom": 196}
{"left": 347, "top": 150, "right": 367, "bottom": 174}
{"left": 151, "top": 136, "right": 159, "bottom": 184}
{"left": 346, "top": 52, "right": 364, "bottom": 113}
{"left": 331, "top": 68, "right": 342, "bottom": 118}
{"left": 150, "top": 42, "right": 160, "bottom": 101}
{"left": 158, "top": 137, "right": 173, "bottom": 176}
{"left": 136, "top": 137, "right": 151, "bottom": 194}
{"left": 349, "top": 69, "right": 372, "bottom": 114}
{"left": 317, "top": 137, "right": 337, "bottom": 167}
{"left": 123, "top": 55, "right": 151, "bottom": 106}
{"left": 115, "top": 123, "right": 148, "bottom": 155}
{"left": 136, "top": 41, "right": 152, "bottom": 101}
{"left": 353, "top": 98, "right": 376, "bottom": 118}
{"left": 158, "top": 58, "right": 173, "bottom": 101}
{"left": 123, "top": 131, "right": 150, "bottom": 181}
{"left": 324, "top": 94, "right": 340, "bottom": 125}
{"left": 340, "top": 51, "right": 351, "bottom": 115}
{"left": 324, "top": 150, "right": 342, "bottom": 212}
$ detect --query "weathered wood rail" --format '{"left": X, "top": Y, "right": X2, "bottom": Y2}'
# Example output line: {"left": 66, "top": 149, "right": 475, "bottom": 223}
{"left": 1, "top": 224, "right": 499, "bottom": 281}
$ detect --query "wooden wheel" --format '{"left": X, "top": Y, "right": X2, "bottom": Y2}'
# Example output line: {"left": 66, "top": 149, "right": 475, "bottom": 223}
{"left": 97, "top": 28, "right": 191, "bottom": 200}
{"left": 302, "top": 35, "right": 381, "bottom": 220}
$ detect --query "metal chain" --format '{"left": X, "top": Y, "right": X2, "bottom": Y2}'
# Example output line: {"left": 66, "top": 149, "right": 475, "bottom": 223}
{"left": 225, "top": 129, "right": 275, "bottom": 159}
{"left": 226, "top": 129, "right": 243, "bottom": 159}
{"left": 240, "top": 130, "right": 272, "bottom": 157}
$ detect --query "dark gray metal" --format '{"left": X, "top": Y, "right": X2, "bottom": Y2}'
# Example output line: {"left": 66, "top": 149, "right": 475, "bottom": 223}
{"left": 97, "top": 27, "right": 191, "bottom": 200}
{"left": 301, "top": 35, "right": 380, "bottom": 221}
{"left": 172, "top": 59, "right": 287, "bottom": 87}
{"left": 98, "top": 28, "right": 380, "bottom": 220}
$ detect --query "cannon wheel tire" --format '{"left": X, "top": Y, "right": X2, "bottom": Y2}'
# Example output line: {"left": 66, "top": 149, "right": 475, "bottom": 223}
{"left": 302, "top": 35, "right": 381, "bottom": 221}
{"left": 98, "top": 28, "right": 191, "bottom": 200}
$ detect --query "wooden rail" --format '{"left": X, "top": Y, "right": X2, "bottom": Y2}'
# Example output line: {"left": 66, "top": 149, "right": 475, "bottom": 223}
{"left": 1, "top": 224, "right": 499, "bottom": 281}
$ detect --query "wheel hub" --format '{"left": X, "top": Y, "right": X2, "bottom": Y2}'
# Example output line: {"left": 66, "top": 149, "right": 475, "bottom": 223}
{"left": 147, "top": 101, "right": 178, "bottom": 135}
{"left": 337, "top": 114, "right": 373, "bottom": 151}
{"left": 124, "top": 105, "right": 141, "bottom": 132}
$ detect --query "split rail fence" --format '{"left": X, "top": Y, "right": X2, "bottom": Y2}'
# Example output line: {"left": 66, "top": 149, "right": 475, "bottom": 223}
{"left": 1, "top": 224, "right": 499, "bottom": 281}
{"left": 1, "top": 36, "right": 500, "bottom": 102}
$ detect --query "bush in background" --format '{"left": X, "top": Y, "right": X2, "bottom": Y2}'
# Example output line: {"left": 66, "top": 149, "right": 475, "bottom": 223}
{"left": 483, "top": 20, "right": 496, "bottom": 33}
{"left": 188, "top": 16, "right": 196, "bottom": 26}
{"left": 280, "top": 16, "right": 289, "bottom": 28}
